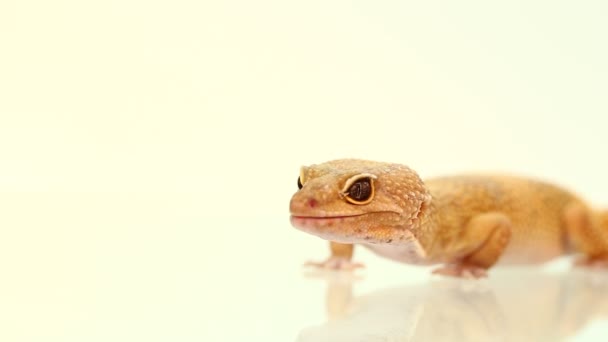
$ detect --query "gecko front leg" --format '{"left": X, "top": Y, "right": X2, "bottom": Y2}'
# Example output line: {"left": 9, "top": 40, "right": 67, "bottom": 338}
{"left": 433, "top": 213, "right": 512, "bottom": 278}
{"left": 306, "top": 242, "right": 364, "bottom": 270}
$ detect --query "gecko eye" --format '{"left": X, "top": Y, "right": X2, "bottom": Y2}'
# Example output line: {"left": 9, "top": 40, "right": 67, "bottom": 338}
{"left": 345, "top": 177, "right": 374, "bottom": 205}
{"left": 297, "top": 177, "right": 303, "bottom": 189}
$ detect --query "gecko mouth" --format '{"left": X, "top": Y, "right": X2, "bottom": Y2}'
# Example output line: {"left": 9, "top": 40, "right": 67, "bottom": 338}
{"left": 290, "top": 210, "right": 399, "bottom": 222}
{"left": 290, "top": 214, "right": 367, "bottom": 220}
{"left": 289, "top": 211, "right": 404, "bottom": 244}
{"left": 289, "top": 213, "right": 371, "bottom": 229}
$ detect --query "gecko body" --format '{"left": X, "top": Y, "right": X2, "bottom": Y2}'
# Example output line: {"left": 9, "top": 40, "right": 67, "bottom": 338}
{"left": 289, "top": 159, "right": 608, "bottom": 277}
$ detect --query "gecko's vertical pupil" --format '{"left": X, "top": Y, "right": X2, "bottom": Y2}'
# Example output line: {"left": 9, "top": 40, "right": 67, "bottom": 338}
{"left": 297, "top": 177, "right": 303, "bottom": 189}
{"left": 348, "top": 178, "right": 371, "bottom": 202}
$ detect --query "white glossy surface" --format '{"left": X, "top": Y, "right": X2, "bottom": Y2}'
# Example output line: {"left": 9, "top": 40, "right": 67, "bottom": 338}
{"left": 1, "top": 196, "right": 608, "bottom": 341}
{"left": 2, "top": 0, "right": 608, "bottom": 341}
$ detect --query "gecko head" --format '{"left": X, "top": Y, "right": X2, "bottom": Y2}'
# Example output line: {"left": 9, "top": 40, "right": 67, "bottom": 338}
{"left": 289, "top": 159, "right": 432, "bottom": 244}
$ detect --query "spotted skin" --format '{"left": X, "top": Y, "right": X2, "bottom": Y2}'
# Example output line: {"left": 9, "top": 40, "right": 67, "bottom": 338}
{"left": 289, "top": 159, "right": 608, "bottom": 278}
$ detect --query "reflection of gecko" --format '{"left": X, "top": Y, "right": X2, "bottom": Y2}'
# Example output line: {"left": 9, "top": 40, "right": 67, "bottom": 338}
{"left": 296, "top": 270, "right": 608, "bottom": 342}
{"left": 289, "top": 159, "right": 608, "bottom": 277}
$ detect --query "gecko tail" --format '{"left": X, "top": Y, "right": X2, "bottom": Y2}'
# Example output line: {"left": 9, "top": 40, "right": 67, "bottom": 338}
{"left": 600, "top": 210, "right": 608, "bottom": 232}
{"left": 597, "top": 210, "right": 608, "bottom": 255}
{"left": 593, "top": 210, "right": 608, "bottom": 251}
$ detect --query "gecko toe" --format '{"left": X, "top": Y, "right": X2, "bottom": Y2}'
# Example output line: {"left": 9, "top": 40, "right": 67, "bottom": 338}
{"left": 304, "top": 257, "right": 365, "bottom": 271}
{"left": 432, "top": 264, "right": 488, "bottom": 279}
{"left": 574, "top": 255, "right": 608, "bottom": 269}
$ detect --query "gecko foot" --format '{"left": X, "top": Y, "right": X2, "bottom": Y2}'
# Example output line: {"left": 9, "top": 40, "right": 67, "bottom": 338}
{"left": 305, "top": 257, "right": 365, "bottom": 271}
{"left": 432, "top": 264, "right": 488, "bottom": 279}
{"left": 574, "top": 255, "right": 608, "bottom": 269}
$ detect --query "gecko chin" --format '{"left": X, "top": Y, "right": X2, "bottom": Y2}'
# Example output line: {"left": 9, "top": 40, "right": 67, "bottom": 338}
{"left": 290, "top": 214, "right": 367, "bottom": 229}
{"left": 290, "top": 212, "right": 406, "bottom": 245}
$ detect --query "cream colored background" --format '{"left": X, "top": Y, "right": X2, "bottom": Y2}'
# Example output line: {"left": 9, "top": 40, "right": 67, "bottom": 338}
{"left": 1, "top": 1, "right": 607, "bottom": 341}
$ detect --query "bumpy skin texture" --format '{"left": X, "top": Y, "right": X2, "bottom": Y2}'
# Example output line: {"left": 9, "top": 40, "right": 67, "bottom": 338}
{"left": 289, "top": 159, "right": 608, "bottom": 278}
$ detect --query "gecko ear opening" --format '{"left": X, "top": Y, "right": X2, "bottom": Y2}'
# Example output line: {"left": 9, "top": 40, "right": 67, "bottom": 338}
{"left": 342, "top": 173, "right": 377, "bottom": 205}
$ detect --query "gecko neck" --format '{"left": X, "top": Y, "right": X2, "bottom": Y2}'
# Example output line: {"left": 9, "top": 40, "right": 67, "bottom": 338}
{"left": 408, "top": 196, "right": 440, "bottom": 255}
{"left": 360, "top": 198, "right": 441, "bottom": 265}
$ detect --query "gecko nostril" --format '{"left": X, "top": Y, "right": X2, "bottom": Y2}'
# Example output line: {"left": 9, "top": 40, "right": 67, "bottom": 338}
{"left": 307, "top": 198, "right": 318, "bottom": 208}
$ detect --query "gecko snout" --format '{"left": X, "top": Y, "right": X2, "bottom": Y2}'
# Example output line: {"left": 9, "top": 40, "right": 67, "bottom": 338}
{"left": 289, "top": 194, "right": 319, "bottom": 214}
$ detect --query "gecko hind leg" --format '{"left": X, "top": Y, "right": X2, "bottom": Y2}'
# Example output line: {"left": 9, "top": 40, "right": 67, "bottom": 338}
{"left": 433, "top": 213, "right": 512, "bottom": 279}
{"left": 564, "top": 203, "right": 608, "bottom": 268}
